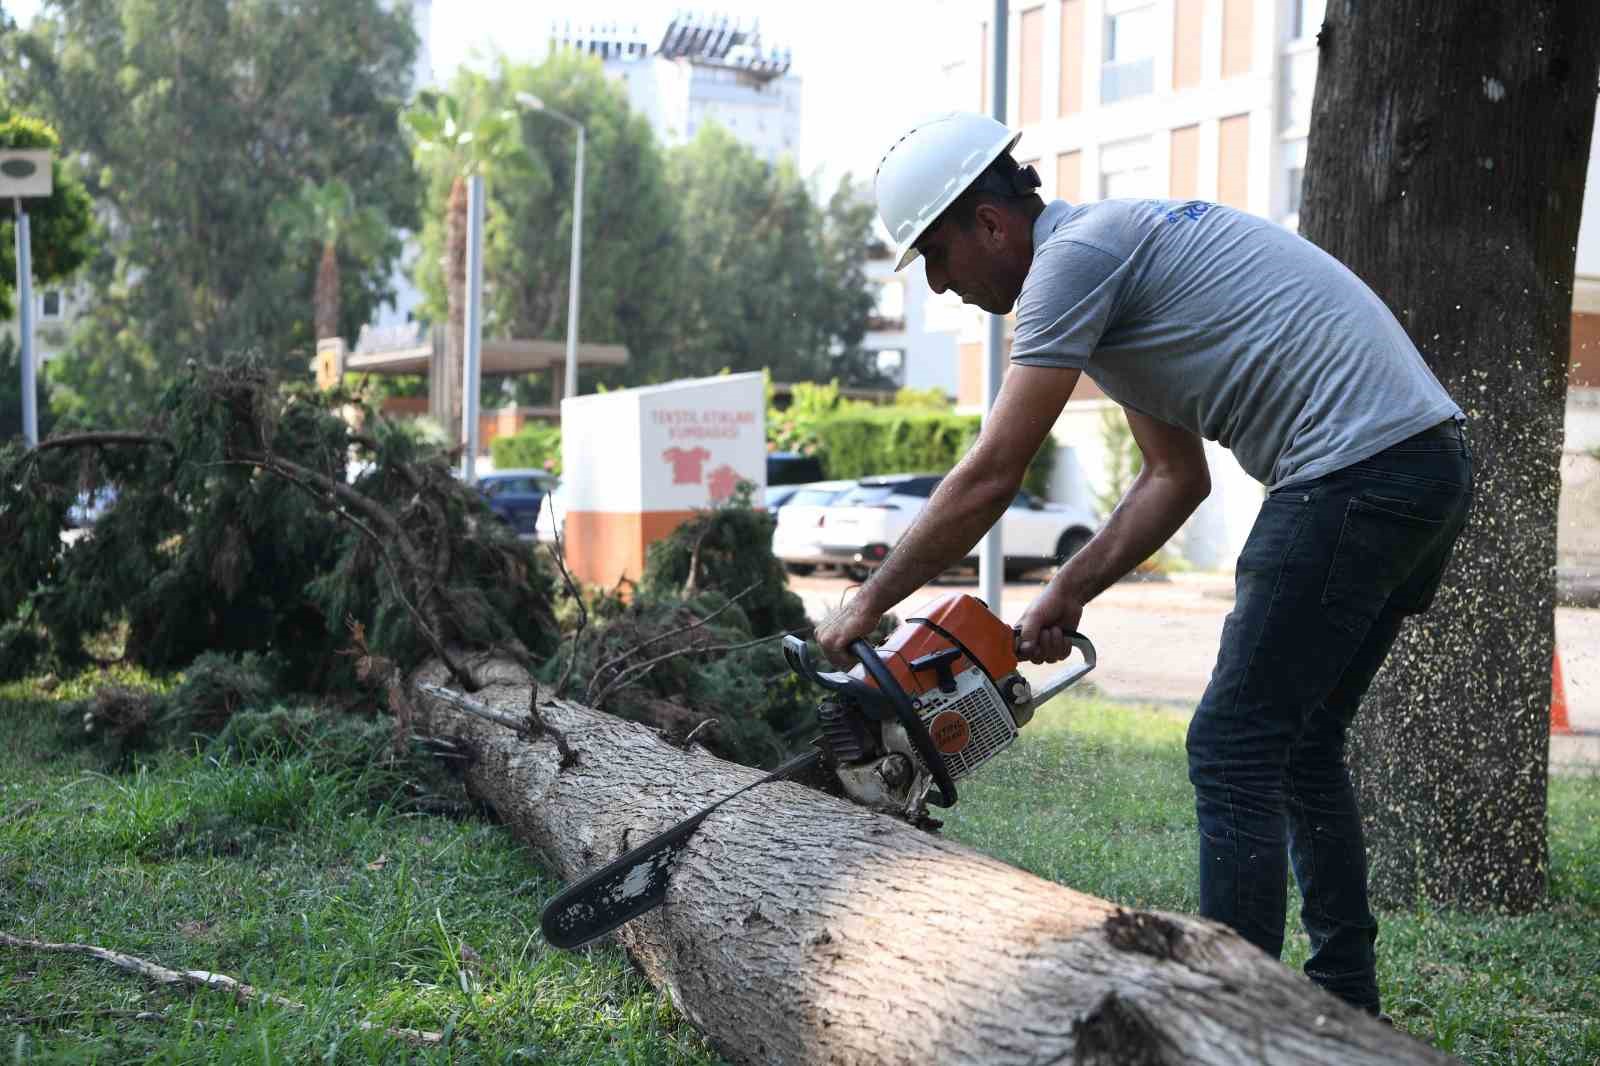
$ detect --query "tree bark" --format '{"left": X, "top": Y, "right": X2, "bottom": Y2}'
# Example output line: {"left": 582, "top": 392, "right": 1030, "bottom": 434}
{"left": 1299, "top": 1, "right": 1600, "bottom": 910}
{"left": 411, "top": 656, "right": 1458, "bottom": 1066}
{"left": 442, "top": 175, "right": 467, "bottom": 449}
{"left": 314, "top": 239, "right": 339, "bottom": 345}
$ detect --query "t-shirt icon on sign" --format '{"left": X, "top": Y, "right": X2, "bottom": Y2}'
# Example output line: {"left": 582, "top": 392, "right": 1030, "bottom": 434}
{"left": 707, "top": 465, "right": 742, "bottom": 502}
{"left": 662, "top": 446, "right": 711, "bottom": 484}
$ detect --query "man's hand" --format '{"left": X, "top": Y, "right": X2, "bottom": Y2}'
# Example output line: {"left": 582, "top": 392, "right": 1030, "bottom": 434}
{"left": 814, "top": 599, "right": 884, "bottom": 671}
{"left": 1015, "top": 580, "right": 1086, "bottom": 664}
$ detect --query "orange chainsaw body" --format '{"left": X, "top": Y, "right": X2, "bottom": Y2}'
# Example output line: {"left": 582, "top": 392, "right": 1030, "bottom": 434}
{"left": 851, "top": 593, "right": 1019, "bottom": 696}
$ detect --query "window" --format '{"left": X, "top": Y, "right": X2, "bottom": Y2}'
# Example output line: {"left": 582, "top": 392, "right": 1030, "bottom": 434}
{"left": 1222, "top": 0, "right": 1254, "bottom": 78}
{"left": 1020, "top": 6, "right": 1045, "bottom": 125}
{"left": 1056, "top": 150, "right": 1082, "bottom": 201}
{"left": 790, "top": 487, "right": 846, "bottom": 507}
{"left": 40, "top": 290, "right": 62, "bottom": 319}
{"left": 1282, "top": 138, "right": 1308, "bottom": 220}
{"left": 870, "top": 280, "right": 905, "bottom": 331}
{"left": 1099, "top": 136, "right": 1155, "bottom": 200}
{"left": 1287, "top": 167, "right": 1305, "bottom": 215}
{"left": 1101, "top": 2, "right": 1155, "bottom": 104}
{"left": 1281, "top": 47, "right": 1316, "bottom": 131}
{"left": 1060, "top": 0, "right": 1085, "bottom": 115}
{"left": 1289, "top": 0, "right": 1326, "bottom": 40}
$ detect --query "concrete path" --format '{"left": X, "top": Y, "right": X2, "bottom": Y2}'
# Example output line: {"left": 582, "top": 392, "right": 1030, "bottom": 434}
{"left": 789, "top": 571, "right": 1600, "bottom": 776}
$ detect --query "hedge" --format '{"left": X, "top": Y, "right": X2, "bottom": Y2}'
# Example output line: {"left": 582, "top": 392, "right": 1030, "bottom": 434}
{"left": 814, "top": 410, "right": 1056, "bottom": 498}
{"left": 490, "top": 421, "right": 561, "bottom": 474}
{"left": 496, "top": 409, "right": 1058, "bottom": 497}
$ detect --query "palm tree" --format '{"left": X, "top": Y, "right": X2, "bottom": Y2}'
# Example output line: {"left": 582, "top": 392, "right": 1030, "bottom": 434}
{"left": 270, "top": 179, "right": 389, "bottom": 345}
{"left": 399, "top": 91, "right": 529, "bottom": 446}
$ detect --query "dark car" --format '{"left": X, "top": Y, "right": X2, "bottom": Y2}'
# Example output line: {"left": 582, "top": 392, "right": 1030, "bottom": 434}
{"left": 766, "top": 451, "right": 826, "bottom": 487}
{"left": 477, "top": 469, "right": 558, "bottom": 536}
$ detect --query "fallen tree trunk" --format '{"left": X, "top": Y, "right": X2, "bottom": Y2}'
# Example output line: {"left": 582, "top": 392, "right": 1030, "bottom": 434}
{"left": 412, "top": 655, "right": 1458, "bottom": 1066}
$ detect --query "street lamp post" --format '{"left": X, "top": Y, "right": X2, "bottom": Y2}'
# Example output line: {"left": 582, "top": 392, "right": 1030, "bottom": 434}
{"left": 1, "top": 149, "right": 52, "bottom": 448}
{"left": 517, "top": 93, "right": 585, "bottom": 401}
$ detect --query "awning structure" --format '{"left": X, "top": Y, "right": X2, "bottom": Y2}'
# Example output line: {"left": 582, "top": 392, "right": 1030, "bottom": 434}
{"left": 317, "top": 325, "right": 631, "bottom": 444}
{"left": 345, "top": 335, "right": 629, "bottom": 378}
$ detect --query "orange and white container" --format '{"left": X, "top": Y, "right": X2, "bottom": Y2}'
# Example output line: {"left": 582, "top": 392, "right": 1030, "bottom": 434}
{"left": 559, "top": 372, "right": 767, "bottom": 588}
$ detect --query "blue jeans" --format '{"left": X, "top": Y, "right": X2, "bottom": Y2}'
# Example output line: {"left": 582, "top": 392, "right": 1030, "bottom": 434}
{"left": 1187, "top": 419, "right": 1473, "bottom": 1013}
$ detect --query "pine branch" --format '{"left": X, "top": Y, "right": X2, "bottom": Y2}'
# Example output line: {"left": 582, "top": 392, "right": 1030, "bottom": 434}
{"left": 35, "top": 432, "right": 176, "bottom": 453}
{"left": 584, "top": 580, "right": 762, "bottom": 705}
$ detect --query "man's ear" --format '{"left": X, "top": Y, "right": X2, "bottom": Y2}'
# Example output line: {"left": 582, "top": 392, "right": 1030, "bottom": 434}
{"left": 973, "top": 201, "right": 1008, "bottom": 250}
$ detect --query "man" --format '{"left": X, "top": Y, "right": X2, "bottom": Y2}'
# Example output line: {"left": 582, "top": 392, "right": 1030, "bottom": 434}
{"left": 815, "top": 112, "right": 1473, "bottom": 1017}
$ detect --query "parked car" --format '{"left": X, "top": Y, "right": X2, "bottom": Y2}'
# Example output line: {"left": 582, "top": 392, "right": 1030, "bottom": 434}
{"left": 765, "top": 483, "right": 806, "bottom": 515}
{"left": 769, "top": 480, "right": 858, "bottom": 574}
{"left": 66, "top": 485, "right": 118, "bottom": 529}
{"left": 477, "top": 469, "right": 558, "bottom": 536}
{"left": 766, "top": 451, "right": 826, "bottom": 487}
{"left": 780, "top": 473, "right": 1097, "bottom": 580}
{"left": 533, "top": 482, "right": 568, "bottom": 546}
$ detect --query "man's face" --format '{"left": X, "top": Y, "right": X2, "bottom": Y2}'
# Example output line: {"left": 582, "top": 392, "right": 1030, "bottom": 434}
{"left": 914, "top": 204, "right": 1029, "bottom": 315}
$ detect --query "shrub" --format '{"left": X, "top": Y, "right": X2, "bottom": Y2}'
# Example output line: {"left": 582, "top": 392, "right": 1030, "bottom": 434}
{"left": 490, "top": 421, "right": 562, "bottom": 474}
{"left": 815, "top": 409, "right": 1056, "bottom": 498}
{"left": 544, "top": 485, "right": 815, "bottom": 769}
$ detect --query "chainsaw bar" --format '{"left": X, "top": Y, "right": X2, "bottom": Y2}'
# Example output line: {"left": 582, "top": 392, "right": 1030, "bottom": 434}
{"left": 540, "top": 748, "right": 822, "bottom": 950}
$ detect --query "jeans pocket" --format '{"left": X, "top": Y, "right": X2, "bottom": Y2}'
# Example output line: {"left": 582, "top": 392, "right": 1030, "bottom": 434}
{"left": 1321, "top": 496, "right": 1448, "bottom": 635}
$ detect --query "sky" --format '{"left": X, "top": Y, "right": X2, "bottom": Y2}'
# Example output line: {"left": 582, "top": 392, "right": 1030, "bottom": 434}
{"left": 5, "top": 0, "right": 975, "bottom": 192}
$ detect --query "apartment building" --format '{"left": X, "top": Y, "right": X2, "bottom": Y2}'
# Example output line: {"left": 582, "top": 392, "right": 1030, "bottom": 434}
{"left": 882, "top": 0, "right": 1600, "bottom": 570}
{"left": 548, "top": 13, "right": 801, "bottom": 166}
{"left": 931, "top": 0, "right": 1326, "bottom": 406}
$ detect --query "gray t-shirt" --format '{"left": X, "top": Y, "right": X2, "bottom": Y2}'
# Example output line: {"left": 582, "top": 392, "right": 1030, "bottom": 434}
{"left": 1009, "top": 199, "right": 1462, "bottom": 489}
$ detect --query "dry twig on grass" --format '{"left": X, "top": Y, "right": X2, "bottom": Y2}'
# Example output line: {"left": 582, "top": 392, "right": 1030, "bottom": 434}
{"left": 0, "top": 931, "right": 444, "bottom": 1047}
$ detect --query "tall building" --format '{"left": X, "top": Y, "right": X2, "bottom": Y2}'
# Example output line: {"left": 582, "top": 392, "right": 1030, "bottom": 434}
{"left": 548, "top": 13, "right": 801, "bottom": 166}
{"left": 898, "top": 0, "right": 1600, "bottom": 569}
{"left": 922, "top": 0, "right": 1328, "bottom": 407}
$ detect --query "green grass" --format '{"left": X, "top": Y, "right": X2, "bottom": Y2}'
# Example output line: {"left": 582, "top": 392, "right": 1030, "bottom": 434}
{"left": 3, "top": 674, "right": 1597, "bottom": 1064}
{"left": 943, "top": 699, "right": 1600, "bottom": 1065}
{"left": 0, "top": 671, "right": 724, "bottom": 1065}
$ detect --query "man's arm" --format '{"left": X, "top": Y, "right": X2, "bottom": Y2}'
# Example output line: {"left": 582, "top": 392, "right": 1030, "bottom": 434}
{"left": 1014, "top": 408, "right": 1211, "bottom": 661}
{"left": 814, "top": 363, "right": 1081, "bottom": 666}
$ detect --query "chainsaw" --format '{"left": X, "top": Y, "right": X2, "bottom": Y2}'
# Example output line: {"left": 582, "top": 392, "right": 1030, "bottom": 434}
{"left": 539, "top": 592, "right": 1096, "bottom": 950}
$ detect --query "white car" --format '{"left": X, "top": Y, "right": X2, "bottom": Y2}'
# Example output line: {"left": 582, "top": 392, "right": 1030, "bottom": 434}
{"left": 795, "top": 473, "right": 1098, "bottom": 579}
{"left": 533, "top": 482, "right": 568, "bottom": 546}
{"left": 770, "top": 480, "right": 858, "bottom": 575}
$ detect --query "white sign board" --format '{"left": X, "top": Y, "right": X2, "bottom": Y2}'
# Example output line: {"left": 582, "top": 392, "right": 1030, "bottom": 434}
{"left": 561, "top": 372, "right": 767, "bottom": 513}
{"left": 0, "top": 151, "right": 53, "bottom": 199}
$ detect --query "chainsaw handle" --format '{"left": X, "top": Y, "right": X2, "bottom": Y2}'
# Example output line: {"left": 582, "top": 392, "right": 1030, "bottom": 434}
{"left": 782, "top": 634, "right": 890, "bottom": 719}
{"left": 848, "top": 638, "right": 958, "bottom": 809}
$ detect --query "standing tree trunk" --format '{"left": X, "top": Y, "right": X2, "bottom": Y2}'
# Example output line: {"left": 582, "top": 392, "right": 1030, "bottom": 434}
{"left": 1299, "top": 1, "right": 1600, "bottom": 909}
{"left": 411, "top": 657, "right": 1458, "bottom": 1066}
{"left": 442, "top": 174, "right": 468, "bottom": 449}
{"left": 314, "top": 240, "right": 339, "bottom": 346}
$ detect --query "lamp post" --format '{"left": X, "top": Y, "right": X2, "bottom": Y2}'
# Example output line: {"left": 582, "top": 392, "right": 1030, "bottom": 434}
{"left": 1, "top": 149, "right": 52, "bottom": 448}
{"left": 517, "top": 93, "right": 585, "bottom": 401}
{"left": 978, "top": 0, "right": 1008, "bottom": 612}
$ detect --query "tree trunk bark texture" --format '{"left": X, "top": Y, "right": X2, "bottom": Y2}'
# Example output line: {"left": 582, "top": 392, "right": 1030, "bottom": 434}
{"left": 1299, "top": 1, "right": 1600, "bottom": 910}
{"left": 314, "top": 240, "right": 339, "bottom": 346}
{"left": 412, "top": 657, "right": 1456, "bottom": 1066}
{"left": 442, "top": 175, "right": 467, "bottom": 449}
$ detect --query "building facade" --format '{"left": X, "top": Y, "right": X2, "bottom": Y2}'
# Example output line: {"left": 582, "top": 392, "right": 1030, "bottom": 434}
{"left": 548, "top": 13, "right": 801, "bottom": 166}
{"left": 889, "top": 0, "right": 1600, "bottom": 572}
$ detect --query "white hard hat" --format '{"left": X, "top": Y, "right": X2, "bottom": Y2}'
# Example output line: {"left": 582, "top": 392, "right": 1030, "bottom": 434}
{"left": 874, "top": 112, "right": 1023, "bottom": 271}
